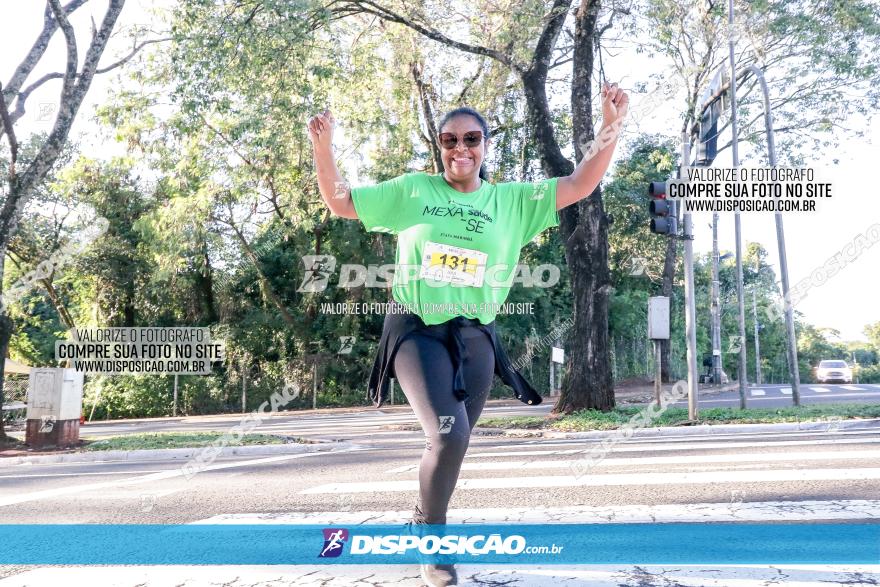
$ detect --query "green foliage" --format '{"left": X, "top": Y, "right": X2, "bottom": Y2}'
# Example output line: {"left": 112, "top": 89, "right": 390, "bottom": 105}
{"left": 640, "top": 0, "right": 880, "bottom": 165}
{"left": 83, "top": 432, "right": 306, "bottom": 451}
{"left": 84, "top": 375, "right": 174, "bottom": 420}
{"left": 602, "top": 135, "right": 686, "bottom": 380}
{"left": 11, "top": 1, "right": 880, "bottom": 419}
{"left": 864, "top": 321, "right": 880, "bottom": 350}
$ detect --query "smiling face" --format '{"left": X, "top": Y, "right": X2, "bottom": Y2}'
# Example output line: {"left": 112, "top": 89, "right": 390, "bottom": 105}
{"left": 439, "top": 114, "right": 488, "bottom": 183}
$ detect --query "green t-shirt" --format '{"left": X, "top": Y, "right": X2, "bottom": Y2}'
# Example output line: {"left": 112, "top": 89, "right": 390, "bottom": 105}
{"left": 350, "top": 172, "right": 559, "bottom": 325}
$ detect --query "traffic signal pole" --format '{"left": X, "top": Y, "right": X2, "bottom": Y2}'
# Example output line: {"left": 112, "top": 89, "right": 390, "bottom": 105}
{"left": 728, "top": 0, "right": 748, "bottom": 409}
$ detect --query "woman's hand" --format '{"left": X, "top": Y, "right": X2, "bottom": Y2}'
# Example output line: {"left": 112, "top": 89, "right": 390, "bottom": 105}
{"left": 307, "top": 109, "right": 335, "bottom": 151}
{"left": 309, "top": 108, "right": 358, "bottom": 219}
{"left": 555, "top": 81, "right": 629, "bottom": 211}
{"left": 601, "top": 82, "right": 629, "bottom": 126}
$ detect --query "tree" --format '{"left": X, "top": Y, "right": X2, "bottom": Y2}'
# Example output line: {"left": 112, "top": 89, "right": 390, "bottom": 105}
{"left": 864, "top": 321, "right": 880, "bottom": 352}
{"left": 640, "top": 0, "right": 880, "bottom": 384}
{"left": 0, "top": 0, "right": 136, "bottom": 440}
{"left": 319, "top": 0, "right": 636, "bottom": 412}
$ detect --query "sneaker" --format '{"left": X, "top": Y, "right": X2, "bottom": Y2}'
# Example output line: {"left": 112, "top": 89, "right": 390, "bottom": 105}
{"left": 408, "top": 504, "right": 457, "bottom": 585}
{"left": 421, "top": 562, "right": 458, "bottom": 586}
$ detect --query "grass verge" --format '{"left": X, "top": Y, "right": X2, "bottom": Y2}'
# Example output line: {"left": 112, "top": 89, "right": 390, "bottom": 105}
{"left": 477, "top": 403, "right": 880, "bottom": 432}
{"left": 83, "top": 432, "right": 310, "bottom": 451}
{"left": 0, "top": 435, "right": 25, "bottom": 450}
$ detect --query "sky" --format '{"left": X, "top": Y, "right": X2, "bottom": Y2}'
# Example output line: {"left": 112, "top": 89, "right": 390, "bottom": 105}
{"left": 2, "top": 1, "right": 878, "bottom": 342}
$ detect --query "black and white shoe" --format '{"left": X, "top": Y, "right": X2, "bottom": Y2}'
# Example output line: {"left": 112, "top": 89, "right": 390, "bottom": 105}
{"left": 421, "top": 562, "right": 458, "bottom": 586}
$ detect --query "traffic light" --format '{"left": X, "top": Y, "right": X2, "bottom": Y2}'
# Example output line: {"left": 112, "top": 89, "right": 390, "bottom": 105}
{"left": 648, "top": 181, "right": 678, "bottom": 235}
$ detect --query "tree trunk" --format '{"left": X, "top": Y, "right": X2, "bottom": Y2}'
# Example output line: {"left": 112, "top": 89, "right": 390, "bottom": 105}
{"left": 550, "top": 0, "right": 614, "bottom": 412}
{"left": 228, "top": 223, "right": 295, "bottom": 325}
{"left": 410, "top": 60, "right": 443, "bottom": 173}
{"left": 0, "top": 241, "right": 11, "bottom": 439}
{"left": 123, "top": 284, "right": 136, "bottom": 327}
{"left": 198, "top": 238, "right": 218, "bottom": 323}
{"left": 40, "top": 277, "right": 76, "bottom": 329}
{"left": 0, "top": 312, "right": 11, "bottom": 441}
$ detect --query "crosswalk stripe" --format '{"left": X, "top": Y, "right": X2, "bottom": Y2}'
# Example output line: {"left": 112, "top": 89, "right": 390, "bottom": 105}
{"left": 750, "top": 389, "right": 766, "bottom": 396}
{"left": 810, "top": 387, "right": 832, "bottom": 393}
{"left": 0, "top": 449, "right": 352, "bottom": 508}
{"left": 464, "top": 436, "right": 880, "bottom": 459}
{"left": 299, "top": 467, "right": 880, "bottom": 494}
{"left": 840, "top": 385, "right": 865, "bottom": 391}
{"left": 390, "top": 450, "right": 880, "bottom": 473}
{"left": 781, "top": 388, "right": 792, "bottom": 394}
{"left": 521, "top": 428, "right": 880, "bottom": 445}
{"left": 192, "top": 499, "right": 880, "bottom": 525}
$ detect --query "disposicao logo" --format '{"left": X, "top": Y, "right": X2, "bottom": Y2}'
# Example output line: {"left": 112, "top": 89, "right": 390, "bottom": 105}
{"left": 350, "top": 533, "right": 527, "bottom": 555}
{"left": 319, "top": 528, "right": 349, "bottom": 558}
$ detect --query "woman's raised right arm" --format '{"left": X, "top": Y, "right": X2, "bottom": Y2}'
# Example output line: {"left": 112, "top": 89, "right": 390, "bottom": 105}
{"left": 307, "top": 109, "right": 358, "bottom": 219}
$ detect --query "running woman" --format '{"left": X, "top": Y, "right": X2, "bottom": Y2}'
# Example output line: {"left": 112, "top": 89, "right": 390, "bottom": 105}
{"left": 308, "top": 82, "right": 628, "bottom": 586}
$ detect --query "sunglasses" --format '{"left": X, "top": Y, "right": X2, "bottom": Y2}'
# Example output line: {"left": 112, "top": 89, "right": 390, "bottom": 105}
{"left": 438, "top": 131, "right": 483, "bottom": 149}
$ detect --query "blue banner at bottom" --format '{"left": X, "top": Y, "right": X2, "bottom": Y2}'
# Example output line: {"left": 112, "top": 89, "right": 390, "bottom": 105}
{"left": 1, "top": 523, "right": 878, "bottom": 565}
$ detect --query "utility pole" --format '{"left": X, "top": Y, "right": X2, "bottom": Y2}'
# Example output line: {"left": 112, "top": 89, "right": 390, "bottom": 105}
{"left": 728, "top": 0, "right": 748, "bottom": 409}
{"left": 752, "top": 256, "right": 763, "bottom": 385}
{"left": 711, "top": 215, "right": 722, "bottom": 385}
{"left": 746, "top": 63, "right": 801, "bottom": 406}
{"left": 682, "top": 133, "right": 699, "bottom": 420}
{"left": 241, "top": 359, "right": 247, "bottom": 414}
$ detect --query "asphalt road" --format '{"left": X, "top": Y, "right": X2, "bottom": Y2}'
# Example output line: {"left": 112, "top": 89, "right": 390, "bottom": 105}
{"left": 1, "top": 410, "right": 879, "bottom": 585}
{"left": 671, "top": 382, "right": 880, "bottom": 409}
{"left": 7, "top": 383, "right": 878, "bottom": 445}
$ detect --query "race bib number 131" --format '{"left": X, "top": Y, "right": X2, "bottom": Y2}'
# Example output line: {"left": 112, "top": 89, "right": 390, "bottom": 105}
{"left": 419, "top": 241, "right": 488, "bottom": 287}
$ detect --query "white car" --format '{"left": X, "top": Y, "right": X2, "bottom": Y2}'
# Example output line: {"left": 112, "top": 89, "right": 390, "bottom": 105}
{"left": 815, "top": 360, "right": 852, "bottom": 384}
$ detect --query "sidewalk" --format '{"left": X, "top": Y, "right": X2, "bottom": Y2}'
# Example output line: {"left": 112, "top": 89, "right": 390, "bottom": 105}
{"left": 2, "top": 564, "right": 878, "bottom": 586}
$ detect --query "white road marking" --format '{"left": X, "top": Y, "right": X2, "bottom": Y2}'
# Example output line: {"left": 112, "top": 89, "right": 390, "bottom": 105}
{"left": 464, "top": 436, "right": 880, "bottom": 459}
{"left": 0, "top": 470, "right": 162, "bottom": 479}
{"left": 750, "top": 389, "right": 766, "bottom": 396}
{"left": 781, "top": 388, "right": 792, "bottom": 394}
{"left": 300, "top": 467, "right": 880, "bottom": 494}
{"left": 390, "top": 450, "right": 880, "bottom": 473}
{"left": 840, "top": 385, "right": 865, "bottom": 391}
{"left": 0, "top": 449, "right": 351, "bottom": 508}
{"left": 519, "top": 428, "right": 880, "bottom": 446}
{"left": 673, "top": 391, "right": 880, "bottom": 404}
{"left": 810, "top": 387, "right": 832, "bottom": 393}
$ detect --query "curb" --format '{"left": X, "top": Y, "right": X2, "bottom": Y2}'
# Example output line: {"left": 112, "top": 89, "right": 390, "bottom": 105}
{"left": 473, "top": 417, "right": 880, "bottom": 440}
{"left": 0, "top": 438, "right": 349, "bottom": 467}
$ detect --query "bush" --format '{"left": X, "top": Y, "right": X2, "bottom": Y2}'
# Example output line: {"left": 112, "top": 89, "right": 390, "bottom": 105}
{"left": 855, "top": 364, "right": 880, "bottom": 383}
{"left": 83, "top": 374, "right": 228, "bottom": 420}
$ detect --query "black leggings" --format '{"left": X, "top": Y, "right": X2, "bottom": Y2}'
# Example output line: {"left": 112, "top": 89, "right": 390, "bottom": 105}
{"left": 393, "top": 323, "right": 495, "bottom": 524}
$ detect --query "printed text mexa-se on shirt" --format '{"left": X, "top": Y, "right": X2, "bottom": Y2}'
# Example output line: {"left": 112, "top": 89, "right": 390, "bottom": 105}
{"left": 350, "top": 172, "right": 558, "bottom": 325}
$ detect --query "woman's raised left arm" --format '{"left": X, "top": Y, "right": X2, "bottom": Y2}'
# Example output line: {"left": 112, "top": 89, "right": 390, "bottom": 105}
{"left": 556, "top": 82, "right": 629, "bottom": 211}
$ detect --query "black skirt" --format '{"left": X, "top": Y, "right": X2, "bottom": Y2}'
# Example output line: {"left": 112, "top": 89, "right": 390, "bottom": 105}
{"left": 366, "top": 300, "right": 543, "bottom": 408}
